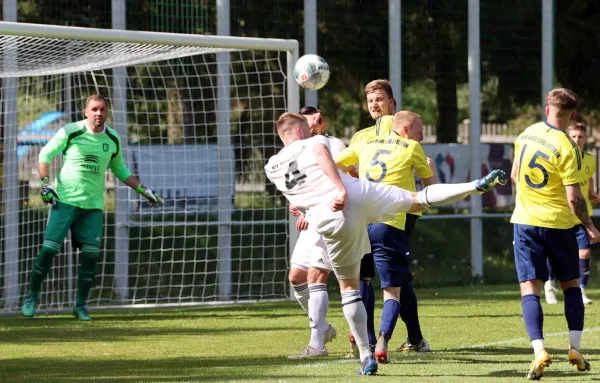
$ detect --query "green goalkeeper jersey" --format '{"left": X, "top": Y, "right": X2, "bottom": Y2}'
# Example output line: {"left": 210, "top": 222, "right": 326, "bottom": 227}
{"left": 39, "top": 120, "right": 132, "bottom": 210}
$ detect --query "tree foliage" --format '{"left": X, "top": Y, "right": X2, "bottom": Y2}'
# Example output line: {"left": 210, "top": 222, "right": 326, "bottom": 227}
{"left": 5, "top": 0, "right": 600, "bottom": 142}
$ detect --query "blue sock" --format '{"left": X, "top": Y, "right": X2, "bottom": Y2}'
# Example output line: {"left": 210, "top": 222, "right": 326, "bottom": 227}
{"left": 400, "top": 283, "right": 423, "bottom": 344}
{"left": 521, "top": 294, "right": 544, "bottom": 340}
{"left": 547, "top": 259, "right": 555, "bottom": 281}
{"left": 379, "top": 297, "right": 400, "bottom": 340}
{"left": 580, "top": 259, "right": 590, "bottom": 288}
{"left": 564, "top": 287, "right": 584, "bottom": 331}
{"left": 360, "top": 279, "right": 376, "bottom": 345}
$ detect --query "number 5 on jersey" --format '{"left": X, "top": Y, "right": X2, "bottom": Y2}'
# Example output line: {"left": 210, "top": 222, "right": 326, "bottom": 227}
{"left": 518, "top": 144, "right": 550, "bottom": 189}
{"left": 366, "top": 149, "right": 390, "bottom": 183}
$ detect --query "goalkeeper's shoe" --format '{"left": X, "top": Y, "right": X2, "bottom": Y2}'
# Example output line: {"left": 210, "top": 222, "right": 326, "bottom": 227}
{"left": 358, "top": 355, "right": 378, "bottom": 376}
{"left": 374, "top": 333, "right": 389, "bottom": 364}
{"left": 21, "top": 296, "right": 38, "bottom": 318}
{"left": 475, "top": 170, "right": 508, "bottom": 193}
{"left": 396, "top": 338, "right": 431, "bottom": 353}
{"left": 73, "top": 306, "right": 92, "bottom": 321}
{"left": 526, "top": 349, "right": 551, "bottom": 380}
{"left": 288, "top": 345, "right": 328, "bottom": 359}
{"left": 323, "top": 324, "right": 337, "bottom": 344}
{"left": 568, "top": 348, "right": 590, "bottom": 372}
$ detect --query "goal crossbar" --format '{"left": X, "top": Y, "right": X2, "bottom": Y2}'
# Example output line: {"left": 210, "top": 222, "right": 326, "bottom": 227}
{"left": 0, "top": 21, "right": 299, "bottom": 52}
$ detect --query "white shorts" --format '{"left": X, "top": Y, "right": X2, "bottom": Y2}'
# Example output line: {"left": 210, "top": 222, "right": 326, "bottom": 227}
{"left": 312, "top": 177, "right": 413, "bottom": 279}
{"left": 290, "top": 227, "right": 333, "bottom": 272}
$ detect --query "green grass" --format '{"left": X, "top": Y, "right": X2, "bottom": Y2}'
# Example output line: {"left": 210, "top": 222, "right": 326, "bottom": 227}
{"left": 1, "top": 284, "right": 599, "bottom": 382}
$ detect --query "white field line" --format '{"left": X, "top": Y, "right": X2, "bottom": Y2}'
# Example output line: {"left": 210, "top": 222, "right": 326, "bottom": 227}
{"left": 294, "top": 326, "right": 600, "bottom": 368}
{"left": 456, "top": 326, "right": 600, "bottom": 350}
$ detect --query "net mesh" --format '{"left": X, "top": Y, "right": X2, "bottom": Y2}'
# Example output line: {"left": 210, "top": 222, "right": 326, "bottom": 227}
{"left": 1, "top": 33, "right": 291, "bottom": 311}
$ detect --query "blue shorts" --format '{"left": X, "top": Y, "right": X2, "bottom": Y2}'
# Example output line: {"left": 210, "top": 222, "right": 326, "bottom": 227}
{"left": 367, "top": 217, "right": 418, "bottom": 288}
{"left": 574, "top": 224, "right": 600, "bottom": 250}
{"left": 513, "top": 224, "right": 579, "bottom": 283}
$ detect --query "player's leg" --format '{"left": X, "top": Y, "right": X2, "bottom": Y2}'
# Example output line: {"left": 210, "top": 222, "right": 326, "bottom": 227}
{"left": 71, "top": 208, "right": 104, "bottom": 320}
{"left": 22, "top": 201, "right": 76, "bottom": 317}
{"left": 547, "top": 228, "right": 590, "bottom": 372}
{"left": 364, "top": 170, "right": 508, "bottom": 225}
{"left": 545, "top": 259, "right": 558, "bottom": 304}
{"left": 574, "top": 224, "right": 594, "bottom": 304}
{"left": 369, "top": 223, "right": 409, "bottom": 364}
{"left": 289, "top": 230, "right": 311, "bottom": 315}
{"left": 360, "top": 252, "right": 377, "bottom": 348}
{"left": 513, "top": 224, "right": 552, "bottom": 380}
{"left": 414, "top": 169, "right": 507, "bottom": 210}
{"left": 316, "top": 208, "right": 378, "bottom": 375}
{"left": 347, "top": 254, "right": 376, "bottom": 359}
{"left": 397, "top": 214, "right": 429, "bottom": 353}
{"left": 579, "top": 248, "right": 592, "bottom": 304}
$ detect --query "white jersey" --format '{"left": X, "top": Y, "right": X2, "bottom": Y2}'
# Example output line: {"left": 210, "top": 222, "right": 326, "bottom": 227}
{"left": 265, "top": 135, "right": 348, "bottom": 210}
{"left": 324, "top": 134, "right": 346, "bottom": 157}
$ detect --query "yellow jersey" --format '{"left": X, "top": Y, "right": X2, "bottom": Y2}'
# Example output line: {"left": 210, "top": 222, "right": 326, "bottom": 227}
{"left": 337, "top": 116, "right": 432, "bottom": 230}
{"left": 511, "top": 121, "right": 585, "bottom": 229}
{"left": 574, "top": 152, "right": 597, "bottom": 225}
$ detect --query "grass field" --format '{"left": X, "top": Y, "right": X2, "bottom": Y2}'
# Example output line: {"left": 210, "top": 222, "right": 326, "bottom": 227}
{"left": 1, "top": 284, "right": 599, "bottom": 383}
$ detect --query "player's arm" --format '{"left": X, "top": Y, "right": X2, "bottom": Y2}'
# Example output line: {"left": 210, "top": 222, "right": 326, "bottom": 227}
{"left": 38, "top": 129, "right": 69, "bottom": 204}
{"left": 562, "top": 148, "right": 600, "bottom": 242}
{"left": 313, "top": 143, "right": 347, "bottom": 211}
{"left": 108, "top": 136, "right": 164, "bottom": 207}
{"left": 510, "top": 159, "right": 519, "bottom": 184}
{"left": 589, "top": 177, "right": 600, "bottom": 205}
{"left": 424, "top": 157, "right": 438, "bottom": 185}
{"left": 334, "top": 145, "right": 359, "bottom": 174}
{"left": 413, "top": 145, "right": 435, "bottom": 186}
{"left": 566, "top": 184, "right": 594, "bottom": 228}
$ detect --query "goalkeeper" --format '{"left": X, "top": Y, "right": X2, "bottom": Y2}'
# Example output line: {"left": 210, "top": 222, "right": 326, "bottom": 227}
{"left": 21, "top": 94, "right": 163, "bottom": 321}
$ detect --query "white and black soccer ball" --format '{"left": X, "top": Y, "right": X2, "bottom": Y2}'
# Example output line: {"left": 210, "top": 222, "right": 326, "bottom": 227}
{"left": 293, "top": 54, "right": 330, "bottom": 90}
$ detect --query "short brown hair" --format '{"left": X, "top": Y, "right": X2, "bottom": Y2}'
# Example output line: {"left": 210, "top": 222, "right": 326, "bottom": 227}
{"left": 86, "top": 94, "right": 108, "bottom": 108}
{"left": 545, "top": 88, "right": 578, "bottom": 111}
{"left": 365, "top": 79, "right": 394, "bottom": 100}
{"left": 392, "top": 110, "right": 421, "bottom": 128}
{"left": 568, "top": 121, "right": 587, "bottom": 135}
{"left": 277, "top": 112, "right": 308, "bottom": 133}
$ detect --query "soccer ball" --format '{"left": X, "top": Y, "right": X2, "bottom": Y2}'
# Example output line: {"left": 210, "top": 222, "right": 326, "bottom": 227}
{"left": 293, "top": 54, "right": 330, "bottom": 90}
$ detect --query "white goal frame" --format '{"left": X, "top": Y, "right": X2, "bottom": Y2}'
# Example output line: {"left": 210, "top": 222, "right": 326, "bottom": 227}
{"left": 0, "top": 21, "right": 300, "bottom": 310}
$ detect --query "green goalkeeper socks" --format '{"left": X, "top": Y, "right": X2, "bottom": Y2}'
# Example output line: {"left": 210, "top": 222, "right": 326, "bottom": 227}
{"left": 76, "top": 246, "right": 100, "bottom": 306}
{"left": 29, "top": 245, "right": 60, "bottom": 297}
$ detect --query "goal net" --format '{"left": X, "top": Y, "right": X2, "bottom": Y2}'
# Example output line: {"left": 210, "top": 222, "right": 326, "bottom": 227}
{"left": 0, "top": 22, "right": 299, "bottom": 312}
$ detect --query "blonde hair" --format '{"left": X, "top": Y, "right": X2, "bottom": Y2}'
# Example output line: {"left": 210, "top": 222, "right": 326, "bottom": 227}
{"left": 545, "top": 88, "right": 578, "bottom": 111}
{"left": 277, "top": 112, "right": 308, "bottom": 134}
{"left": 364, "top": 79, "right": 394, "bottom": 100}
{"left": 85, "top": 94, "right": 108, "bottom": 108}
{"left": 392, "top": 110, "right": 421, "bottom": 128}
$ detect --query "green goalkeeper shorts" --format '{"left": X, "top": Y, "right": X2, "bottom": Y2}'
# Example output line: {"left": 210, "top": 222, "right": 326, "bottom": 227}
{"left": 44, "top": 201, "right": 104, "bottom": 249}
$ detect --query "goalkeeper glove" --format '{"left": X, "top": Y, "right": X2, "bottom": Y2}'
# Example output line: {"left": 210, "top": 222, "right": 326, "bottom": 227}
{"left": 40, "top": 177, "right": 59, "bottom": 205}
{"left": 136, "top": 185, "right": 164, "bottom": 207}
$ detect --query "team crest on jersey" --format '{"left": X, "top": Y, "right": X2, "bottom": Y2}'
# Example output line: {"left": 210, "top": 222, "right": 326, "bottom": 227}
{"left": 102, "top": 143, "right": 109, "bottom": 152}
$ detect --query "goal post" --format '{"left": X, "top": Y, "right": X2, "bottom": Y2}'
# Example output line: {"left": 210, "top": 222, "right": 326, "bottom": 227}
{"left": 0, "top": 21, "right": 300, "bottom": 312}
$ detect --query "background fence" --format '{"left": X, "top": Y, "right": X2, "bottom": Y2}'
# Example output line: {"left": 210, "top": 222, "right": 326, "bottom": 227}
{"left": 1, "top": 1, "right": 599, "bottom": 311}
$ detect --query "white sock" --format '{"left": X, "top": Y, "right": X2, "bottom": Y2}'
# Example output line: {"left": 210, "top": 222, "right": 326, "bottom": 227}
{"left": 292, "top": 283, "right": 309, "bottom": 315}
{"left": 531, "top": 339, "right": 545, "bottom": 356}
{"left": 569, "top": 330, "right": 582, "bottom": 351}
{"left": 308, "top": 283, "right": 329, "bottom": 350}
{"left": 341, "top": 290, "right": 371, "bottom": 361}
{"left": 417, "top": 182, "right": 477, "bottom": 208}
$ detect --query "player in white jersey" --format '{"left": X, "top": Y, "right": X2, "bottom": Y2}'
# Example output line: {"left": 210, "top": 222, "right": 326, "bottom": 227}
{"left": 287, "top": 106, "right": 348, "bottom": 358}
{"left": 265, "top": 112, "right": 507, "bottom": 375}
